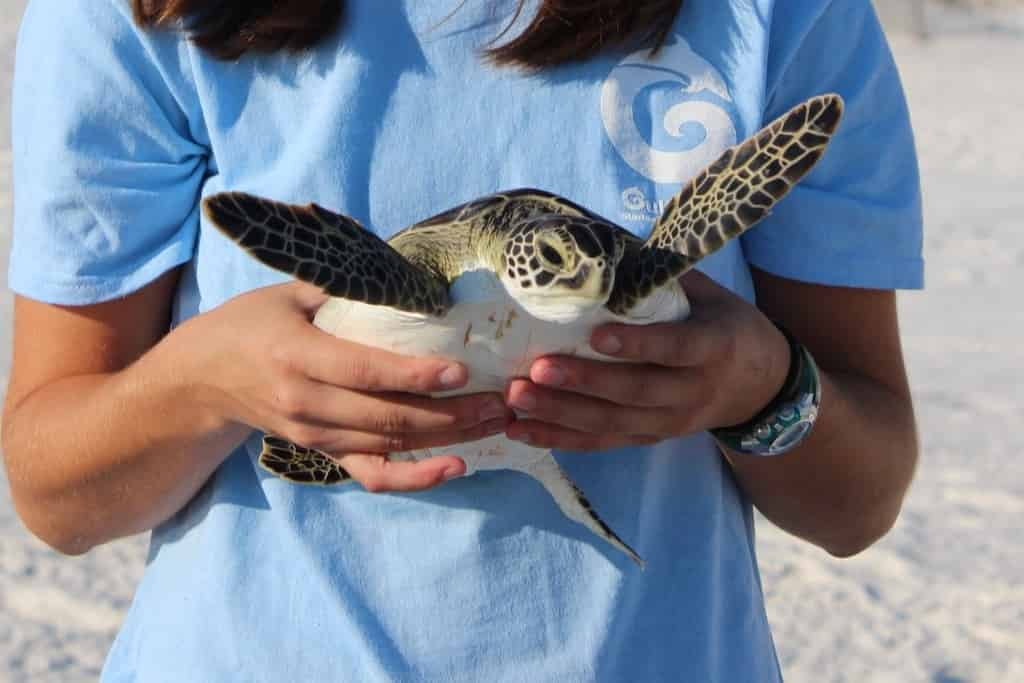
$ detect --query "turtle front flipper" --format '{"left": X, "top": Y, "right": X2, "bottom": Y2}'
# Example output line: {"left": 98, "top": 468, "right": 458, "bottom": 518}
{"left": 524, "top": 455, "right": 644, "bottom": 568}
{"left": 203, "top": 192, "right": 452, "bottom": 316}
{"left": 258, "top": 436, "right": 352, "bottom": 485}
{"left": 607, "top": 94, "right": 844, "bottom": 314}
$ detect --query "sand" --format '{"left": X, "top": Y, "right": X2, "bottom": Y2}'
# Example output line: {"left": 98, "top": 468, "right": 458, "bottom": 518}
{"left": 1, "top": 1, "right": 1022, "bottom": 680}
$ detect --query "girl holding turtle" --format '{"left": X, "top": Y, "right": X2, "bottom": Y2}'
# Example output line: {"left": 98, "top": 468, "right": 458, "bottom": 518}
{"left": 3, "top": 1, "right": 922, "bottom": 680}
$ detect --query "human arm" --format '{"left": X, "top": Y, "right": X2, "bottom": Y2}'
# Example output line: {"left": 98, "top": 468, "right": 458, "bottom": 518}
{"left": 1, "top": 275, "right": 510, "bottom": 555}
{"left": 2, "top": 270, "right": 236, "bottom": 555}
{"left": 499, "top": 0, "right": 924, "bottom": 557}
{"left": 723, "top": 268, "right": 917, "bottom": 556}
{"left": 504, "top": 268, "right": 917, "bottom": 557}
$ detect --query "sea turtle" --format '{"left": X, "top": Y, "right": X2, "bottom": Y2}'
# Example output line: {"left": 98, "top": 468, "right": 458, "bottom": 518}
{"left": 203, "top": 94, "right": 844, "bottom": 567}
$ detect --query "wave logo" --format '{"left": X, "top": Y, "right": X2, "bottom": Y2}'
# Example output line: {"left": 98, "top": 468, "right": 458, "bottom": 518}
{"left": 600, "top": 38, "right": 738, "bottom": 185}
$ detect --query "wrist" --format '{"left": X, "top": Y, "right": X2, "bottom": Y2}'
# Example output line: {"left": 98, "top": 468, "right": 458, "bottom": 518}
{"left": 135, "top": 320, "right": 242, "bottom": 438}
{"left": 752, "top": 319, "right": 794, "bottom": 424}
{"left": 120, "top": 345, "right": 254, "bottom": 483}
{"left": 718, "top": 317, "right": 792, "bottom": 429}
{"left": 711, "top": 322, "right": 821, "bottom": 456}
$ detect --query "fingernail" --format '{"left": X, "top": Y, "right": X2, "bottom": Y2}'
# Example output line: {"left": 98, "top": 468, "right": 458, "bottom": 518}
{"left": 536, "top": 365, "right": 566, "bottom": 387}
{"left": 439, "top": 364, "right": 467, "bottom": 388}
{"left": 594, "top": 334, "right": 622, "bottom": 355}
{"left": 480, "top": 399, "right": 507, "bottom": 421}
{"left": 511, "top": 391, "right": 536, "bottom": 413}
{"left": 442, "top": 465, "right": 464, "bottom": 481}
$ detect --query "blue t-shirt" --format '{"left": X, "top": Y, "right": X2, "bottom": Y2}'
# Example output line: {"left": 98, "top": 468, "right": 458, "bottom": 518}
{"left": 10, "top": 0, "right": 923, "bottom": 680}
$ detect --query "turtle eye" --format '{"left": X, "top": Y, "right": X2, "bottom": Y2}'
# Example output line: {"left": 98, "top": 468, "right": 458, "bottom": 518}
{"left": 538, "top": 240, "right": 564, "bottom": 268}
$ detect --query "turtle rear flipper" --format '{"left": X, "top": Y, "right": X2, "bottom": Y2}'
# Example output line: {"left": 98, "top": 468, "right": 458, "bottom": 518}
{"left": 607, "top": 94, "right": 844, "bottom": 314}
{"left": 203, "top": 193, "right": 452, "bottom": 317}
{"left": 259, "top": 436, "right": 352, "bottom": 486}
{"left": 524, "top": 455, "right": 644, "bottom": 568}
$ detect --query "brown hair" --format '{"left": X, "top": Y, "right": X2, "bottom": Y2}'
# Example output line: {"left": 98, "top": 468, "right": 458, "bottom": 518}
{"left": 132, "top": 1, "right": 684, "bottom": 68}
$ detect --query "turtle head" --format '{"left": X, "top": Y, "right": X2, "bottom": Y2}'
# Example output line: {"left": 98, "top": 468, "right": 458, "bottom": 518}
{"left": 497, "top": 217, "right": 623, "bottom": 322}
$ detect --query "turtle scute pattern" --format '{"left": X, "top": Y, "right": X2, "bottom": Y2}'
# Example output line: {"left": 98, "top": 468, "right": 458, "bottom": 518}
{"left": 202, "top": 193, "right": 452, "bottom": 316}
{"left": 500, "top": 213, "right": 624, "bottom": 292}
{"left": 411, "top": 188, "right": 610, "bottom": 233}
{"left": 604, "top": 239, "right": 686, "bottom": 315}
{"left": 259, "top": 437, "right": 352, "bottom": 485}
{"left": 606, "top": 94, "right": 844, "bottom": 315}
{"left": 646, "top": 94, "right": 843, "bottom": 257}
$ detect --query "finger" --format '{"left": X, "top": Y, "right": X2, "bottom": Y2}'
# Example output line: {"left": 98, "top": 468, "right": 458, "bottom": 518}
{"left": 291, "top": 324, "right": 469, "bottom": 393}
{"left": 591, "top": 319, "right": 724, "bottom": 368}
{"left": 506, "top": 379, "right": 677, "bottom": 436}
{"left": 529, "top": 356, "right": 687, "bottom": 408}
{"left": 283, "top": 381, "right": 511, "bottom": 433}
{"left": 506, "top": 420, "right": 659, "bottom": 452}
{"left": 288, "top": 417, "right": 509, "bottom": 456}
{"left": 337, "top": 453, "right": 467, "bottom": 493}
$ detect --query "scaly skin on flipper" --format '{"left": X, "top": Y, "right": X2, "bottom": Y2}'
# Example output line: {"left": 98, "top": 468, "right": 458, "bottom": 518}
{"left": 203, "top": 192, "right": 453, "bottom": 316}
{"left": 260, "top": 437, "right": 352, "bottom": 486}
{"left": 524, "top": 455, "right": 644, "bottom": 568}
{"left": 606, "top": 94, "right": 844, "bottom": 314}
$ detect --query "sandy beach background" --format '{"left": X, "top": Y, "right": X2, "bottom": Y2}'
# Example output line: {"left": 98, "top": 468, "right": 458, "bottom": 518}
{"left": 2, "top": 1, "right": 1022, "bottom": 680}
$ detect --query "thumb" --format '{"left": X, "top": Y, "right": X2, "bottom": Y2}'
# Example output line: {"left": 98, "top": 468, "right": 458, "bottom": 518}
{"left": 678, "top": 269, "right": 728, "bottom": 302}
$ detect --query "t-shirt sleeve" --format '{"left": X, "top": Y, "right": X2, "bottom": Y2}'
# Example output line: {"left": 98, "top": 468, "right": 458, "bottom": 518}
{"left": 8, "top": 0, "right": 207, "bottom": 305}
{"left": 741, "top": 0, "right": 924, "bottom": 290}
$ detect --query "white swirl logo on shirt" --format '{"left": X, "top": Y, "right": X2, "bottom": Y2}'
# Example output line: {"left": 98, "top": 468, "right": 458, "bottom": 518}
{"left": 622, "top": 186, "right": 648, "bottom": 212}
{"left": 601, "top": 39, "right": 738, "bottom": 185}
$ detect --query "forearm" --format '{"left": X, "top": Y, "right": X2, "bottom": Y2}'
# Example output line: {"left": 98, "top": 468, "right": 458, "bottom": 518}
{"left": 722, "top": 367, "right": 918, "bottom": 557}
{"left": 1, "top": 339, "right": 249, "bottom": 555}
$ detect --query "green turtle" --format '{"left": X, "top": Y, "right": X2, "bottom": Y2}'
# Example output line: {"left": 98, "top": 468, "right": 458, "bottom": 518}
{"left": 203, "top": 94, "right": 844, "bottom": 567}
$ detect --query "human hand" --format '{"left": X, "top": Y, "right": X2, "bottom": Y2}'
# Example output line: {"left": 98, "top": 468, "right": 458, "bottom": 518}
{"left": 504, "top": 271, "right": 791, "bottom": 451}
{"left": 179, "top": 281, "right": 513, "bottom": 491}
